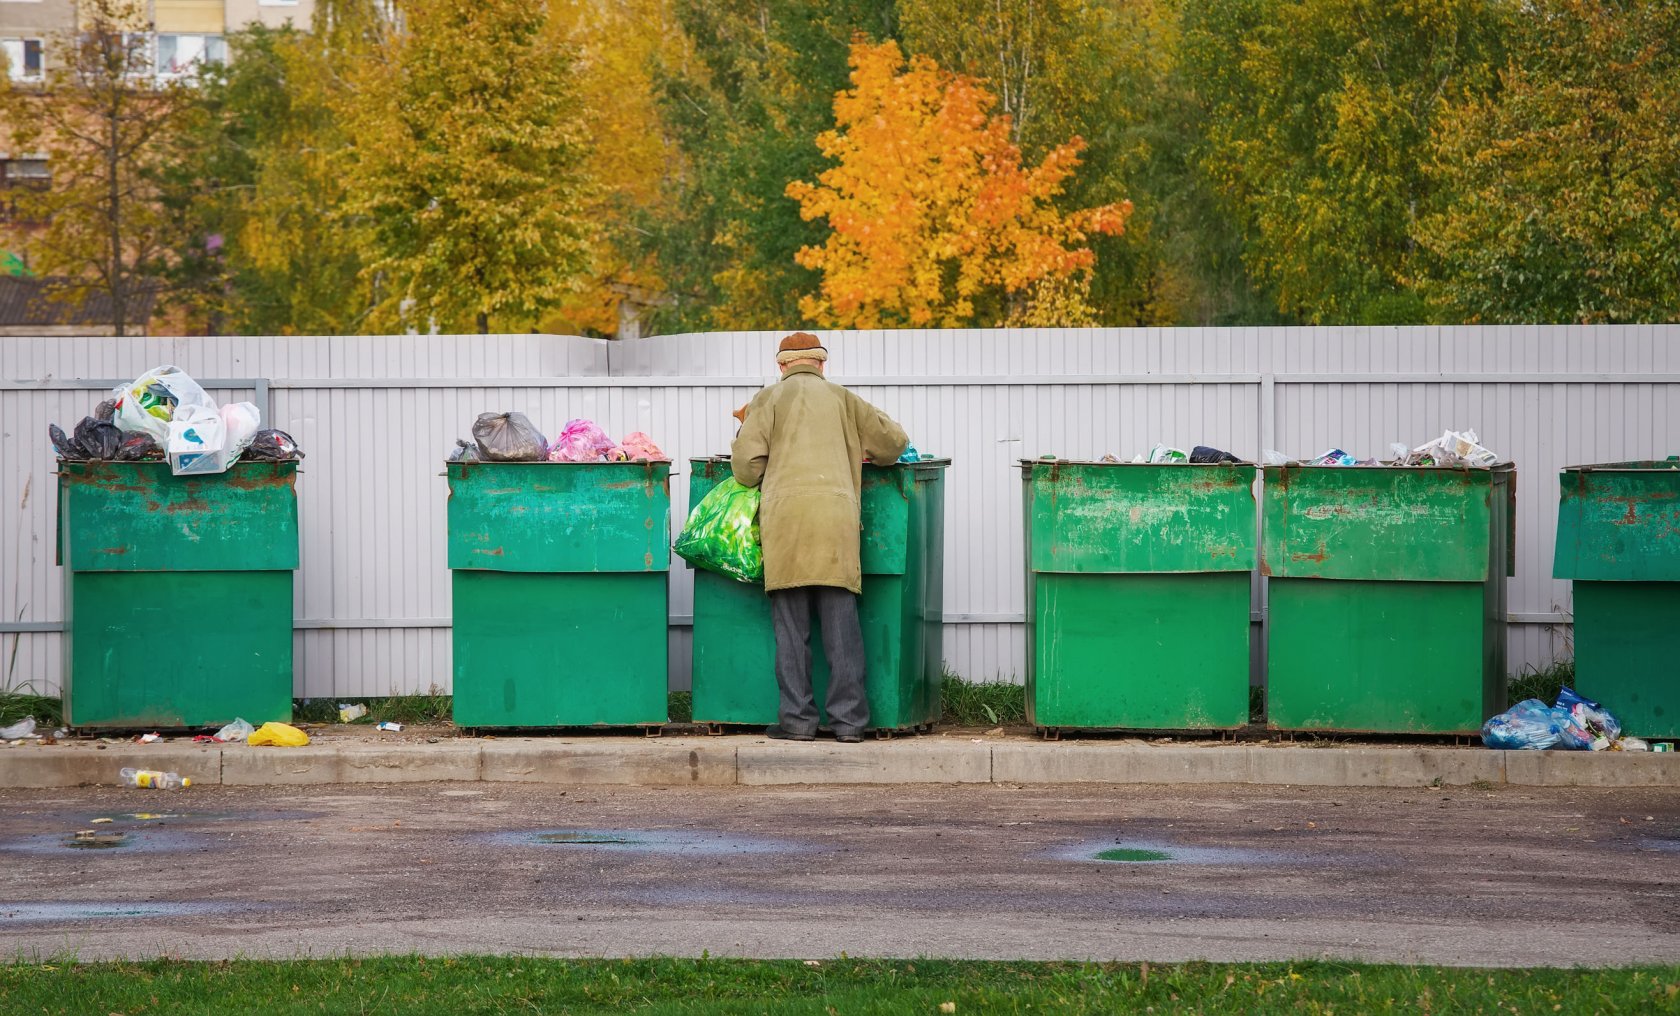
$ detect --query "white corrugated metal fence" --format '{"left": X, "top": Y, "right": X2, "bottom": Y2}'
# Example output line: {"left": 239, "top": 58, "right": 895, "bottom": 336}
{"left": 4, "top": 327, "right": 1676, "bottom": 698}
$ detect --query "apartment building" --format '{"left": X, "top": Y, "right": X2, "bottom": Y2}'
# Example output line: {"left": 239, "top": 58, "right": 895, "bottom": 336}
{"left": 1, "top": 0, "right": 316, "bottom": 82}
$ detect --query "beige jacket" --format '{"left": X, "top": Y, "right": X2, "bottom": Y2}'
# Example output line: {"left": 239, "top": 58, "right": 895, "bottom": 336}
{"left": 730, "top": 365, "right": 909, "bottom": 593}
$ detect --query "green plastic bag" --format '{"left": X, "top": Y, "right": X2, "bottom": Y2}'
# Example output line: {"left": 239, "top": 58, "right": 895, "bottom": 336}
{"left": 675, "top": 478, "right": 763, "bottom": 583}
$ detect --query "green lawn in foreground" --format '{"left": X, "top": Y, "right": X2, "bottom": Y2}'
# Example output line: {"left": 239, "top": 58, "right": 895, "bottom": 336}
{"left": 1, "top": 958, "right": 1675, "bottom": 1014}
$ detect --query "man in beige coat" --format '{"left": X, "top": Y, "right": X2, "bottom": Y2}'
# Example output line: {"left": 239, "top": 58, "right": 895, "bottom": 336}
{"left": 731, "top": 332, "right": 909, "bottom": 742}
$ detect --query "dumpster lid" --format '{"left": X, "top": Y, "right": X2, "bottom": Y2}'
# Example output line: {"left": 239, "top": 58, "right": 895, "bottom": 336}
{"left": 1561, "top": 457, "right": 1680, "bottom": 473}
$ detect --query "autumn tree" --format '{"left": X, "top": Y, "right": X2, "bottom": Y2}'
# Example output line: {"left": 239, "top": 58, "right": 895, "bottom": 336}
{"left": 1414, "top": 0, "right": 1680, "bottom": 323}
{"left": 901, "top": 0, "right": 1220, "bottom": 325}
{"left": 786, "top": 39, "right": 1131, "bottom": 329}
{"left": 0, "top": 0, "right": 191, "bottom": 335}
{"left": 336, "top": 0, "right": 593, "bottom": 333}
{"left": 540, "top": 0, "right": 691, "bottom": 338}
{"left": 1180, "top": 0, "right": 1509, "bottom": 324}
{"left": 647, "top": 0, "right": 898, "bottom": 331}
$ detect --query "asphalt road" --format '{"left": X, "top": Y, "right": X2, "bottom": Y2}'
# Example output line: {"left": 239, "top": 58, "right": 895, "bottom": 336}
{"left": 1, "top": 782, "right": 1676, "bottom": 966}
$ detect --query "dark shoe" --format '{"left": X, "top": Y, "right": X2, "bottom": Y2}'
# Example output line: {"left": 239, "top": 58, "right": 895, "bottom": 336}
{"left": 765, "top": 725, "right": 815, "bottom": 742}
{"left": 833, "top": 729, "right": 864, "bottom": 744}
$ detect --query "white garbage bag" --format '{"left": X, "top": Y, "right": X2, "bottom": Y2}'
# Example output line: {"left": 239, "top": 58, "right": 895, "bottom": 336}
{"left": 112, "top": 366, "right": 214, "bottom": 443}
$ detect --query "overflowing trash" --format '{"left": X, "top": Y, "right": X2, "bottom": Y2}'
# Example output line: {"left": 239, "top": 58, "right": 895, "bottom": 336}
{"left": 674, "top": 477, "right": 764, "bottom": 583}
{"left": 47, "top": 365, "right": 300, "bottom": 474}
{"left": 455, "top": 414, "right": 668, "bottom": 463}
{"left": 1267, "top": 429, "right": 1506, "bottom": 468}
{"left": 1482, "top": 686, "right": 1643, "bottom": 751}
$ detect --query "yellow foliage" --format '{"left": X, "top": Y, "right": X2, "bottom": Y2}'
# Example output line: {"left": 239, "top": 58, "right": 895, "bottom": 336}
{"left": 786, "top": 39, "right": 1131, "bottom": 329}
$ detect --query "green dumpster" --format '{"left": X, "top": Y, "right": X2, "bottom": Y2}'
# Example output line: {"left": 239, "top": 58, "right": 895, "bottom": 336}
{"left": 1262, "top": 464, "right": 1514, "bottom": 734}
{"left": 57, "top": 461, "right": 298, "bottom": 729}
{"left": 447, "top": 461, "right": 670, "bottom": 728}
{"left": 1554, "top": 458, "right": 1680, "bottom": 739}
{"left": 1021, "top": 459, "right": 1256, "bottom": 733}
{"left": 686, "top": 455, "right": 949, "bottom": 733}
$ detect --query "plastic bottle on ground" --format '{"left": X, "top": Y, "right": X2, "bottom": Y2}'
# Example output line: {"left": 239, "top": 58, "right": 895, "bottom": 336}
{"left": 119, "top": 767, "right": 191, "bottom": 790}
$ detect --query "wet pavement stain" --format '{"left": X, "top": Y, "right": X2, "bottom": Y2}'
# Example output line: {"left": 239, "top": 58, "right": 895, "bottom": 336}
{"left": 0, "top": 830, "right": 203, "bottom": 856}
{"left": 0, "top": 902, "right": 237, "bottom": 924}
{"left": 488, "top": 828, "right": 806, "bottom": 856}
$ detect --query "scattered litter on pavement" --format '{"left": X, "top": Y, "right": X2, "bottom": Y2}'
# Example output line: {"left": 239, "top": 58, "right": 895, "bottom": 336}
{"left": 376, "top": 721, "right": 403, "bottom": 732}
{"left": 134, "top": 732, "right": 160, "bottom": 744}
{"left": 0, "top": 717, "right": 37, "bottom": 740}
{"left": 119, "top": 767, "right": 190, "bottom": 789}
{"left": 247, "top": 721, "right": 310, "bottom": 747}
{"left": 214, "top": 718, "right": 253, "bottom": 743}
{"left": 337, "top": 703, "right": 368, "bottom": 723}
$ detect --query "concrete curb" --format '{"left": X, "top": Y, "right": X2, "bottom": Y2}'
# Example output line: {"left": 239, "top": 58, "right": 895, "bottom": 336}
{"left": 4, "top": 737, "right": 1679, "bottom": 790}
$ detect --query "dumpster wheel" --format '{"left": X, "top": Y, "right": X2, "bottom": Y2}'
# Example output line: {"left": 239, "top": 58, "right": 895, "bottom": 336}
{"left": 1038, "top": 727, "right": 1061, "bottom": 741}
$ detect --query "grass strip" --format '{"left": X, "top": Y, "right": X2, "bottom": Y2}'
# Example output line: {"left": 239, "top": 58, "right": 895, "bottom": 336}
{"left": 2, "top": 957, "right": 1673, "bottom": 1015}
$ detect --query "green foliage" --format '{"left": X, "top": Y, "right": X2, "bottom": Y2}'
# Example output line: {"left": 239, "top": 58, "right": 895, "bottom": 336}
{"left": 667, "top": 690, "right": 693, "bottom": 724}
{"left": 0, "top": 693, "right": 62, "bottom": 729}
{"left": 1, "top": 957, "right": 1676, "bottom": 1013}
{"left": 940, "top": 673, "right": 1025, "bottom": 726}
{"left": 1180, "top": 0, "right": 1509, "bottom": 324}
{"left": 336, "top": 0, "right": 594, "bottom": 333}
{"left": 1508, "top": 658, "right": 1575, "bottom": 708}
{"left": 644, "top": 0, "right": 898, "bottom": 331}
{"left": 1414, "top": 0, "right": 1680, "bottom": 323}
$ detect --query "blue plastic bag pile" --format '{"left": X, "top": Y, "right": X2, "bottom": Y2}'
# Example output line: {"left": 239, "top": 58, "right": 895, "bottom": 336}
{"left": 1482, "top": 687, "right": 1647, "bottom": 751}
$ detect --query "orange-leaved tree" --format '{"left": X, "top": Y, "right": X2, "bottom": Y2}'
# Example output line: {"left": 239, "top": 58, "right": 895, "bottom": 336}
{"left": 786, "top": 39, "right": 1132, "bottom": 328}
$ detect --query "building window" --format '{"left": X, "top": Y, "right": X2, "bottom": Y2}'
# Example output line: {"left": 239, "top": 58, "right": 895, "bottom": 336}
{"left": 156, "top": 34, "right": 225, "bottom": 78}
{"left": 1, "top": 157, "right": 50, "bottom": 190}
{"left": 1, "top": 39, "right": 44, "bottom": 80}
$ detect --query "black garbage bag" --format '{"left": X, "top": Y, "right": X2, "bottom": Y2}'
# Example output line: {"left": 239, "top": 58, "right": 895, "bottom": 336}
{"left": 448, "top": 438, "right": 480, "bottom": 463}
{"left": 115, "top": 432, "right": 163, "bottom": 461}
{"left": 245, "top": 429, "right": 304, "bottom": 461}
{"left": 93, "top": 398, "right": 118, "bottom": 423}
{"left": 472, "top": 411, "right": 547, "bottom": 462}
{"left": 49, "top": 424, "right": 86, "bottom": 460}
{"left": 74, "top": 416, "right": 124, "bottom": 459}
{"left": 1189, "top": 445, "right": 1241, "bottom": 464}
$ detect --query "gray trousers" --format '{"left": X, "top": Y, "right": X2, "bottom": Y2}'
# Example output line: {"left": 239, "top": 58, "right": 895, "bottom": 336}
{"left": 769, "top": 586, "right": 870, "bottom": 736}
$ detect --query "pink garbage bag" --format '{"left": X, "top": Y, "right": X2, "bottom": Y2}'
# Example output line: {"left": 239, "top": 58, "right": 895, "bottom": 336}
{"left": 620, "top": 431, "right": 669, "bottom": 462}
{"left": 547, "top": 419, "right": 614, "bottom": 462}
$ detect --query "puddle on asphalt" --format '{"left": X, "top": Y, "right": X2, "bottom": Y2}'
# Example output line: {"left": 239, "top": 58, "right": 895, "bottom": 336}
{"left": 0, "top": 902, "right": 235, "bottom": 923}
{"left": 1050, "top": 839, "right": 1279, "bottom": 866}
{"left": 1093, "top": 847, "right": 1173, "bottom": 863}
{"left": 488, "top": 828, "right": 804, "bottom": 856}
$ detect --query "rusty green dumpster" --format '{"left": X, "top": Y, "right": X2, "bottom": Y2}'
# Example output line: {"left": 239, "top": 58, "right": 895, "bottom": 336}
{"left": 57, "top": 461, "right": 298, "bottom": 729}
{"left": 1554, "top": 458, "right": 1680, "bottom": 738}
{"left": 1263, "top": 464, "right": 1514, "bottom": 734}
{"left": 1021, "top": 459, "right": 1256, "bottom": 733}
{"left": 447, "top": 461, "right": 670, "bottom": 728}
{"left": 686, "top": 455, "right": 949, "bottom": 733}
